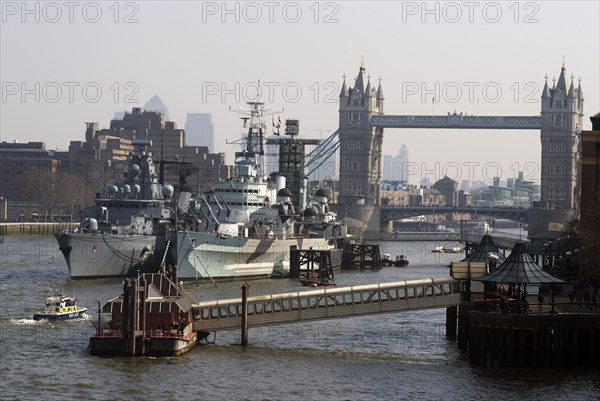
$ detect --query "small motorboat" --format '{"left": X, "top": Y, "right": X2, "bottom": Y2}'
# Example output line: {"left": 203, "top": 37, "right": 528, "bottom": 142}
{"left": 432, "top": 246, "right": 463, "bottom": 254}
{"left": 33, "top": 289, "right": 87, "bottom": 321}
{"left": 392, "top": 255, "right": 409, "bottom": 267}
{"left": 381, "top": 254, "right": 393, "bottom": 267}
{"left": 299, "top": 279, "right": 337, "bottom": 287}
{"left": 299, "top": 275, "right": 337, "bottom": 287}
{"left": 442, "top": 246, "right": 463, "bottom": 253}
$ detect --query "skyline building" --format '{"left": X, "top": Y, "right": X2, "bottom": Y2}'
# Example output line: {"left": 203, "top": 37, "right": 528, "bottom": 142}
{"left": 185, "top": 113, "right": 215, "bottom": 150}
{"left": 383, "top": 144, "right": 409, "bottom": 182}
{"left": 143, "top": 95, "right": 170, "bottom": 120}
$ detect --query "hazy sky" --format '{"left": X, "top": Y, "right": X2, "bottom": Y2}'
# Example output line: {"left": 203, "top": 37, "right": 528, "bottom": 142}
{"left": 2, "top": 1, "right": 599, "bottom": 184}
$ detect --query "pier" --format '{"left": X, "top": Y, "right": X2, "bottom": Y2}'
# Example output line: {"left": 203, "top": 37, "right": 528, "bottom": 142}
{"left": 192, "top": 277, "right": 461, "bottom": 332}
{"left": 189, "top": 272, "right": 599, "bottom": 368}
{"left": 468, "top": 301, "right": 600, "bottom": 367}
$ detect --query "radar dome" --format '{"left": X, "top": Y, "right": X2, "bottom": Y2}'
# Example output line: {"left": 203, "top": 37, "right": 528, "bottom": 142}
{"left": 88, "top": 218, "right": 98, "bottom": 232}
{"left": 123, "top": 184, "right": 131, "bottom": 193}
{"left": 277, "top": 188, "right": 293, "bottom": 198}
{"left": 315, "top": 188, "right": 329, "bottom": 197}
{"left": 129, "top": 164, "right": 140, "bottom": 175}
{"left": 132, "top": 184, "right": 141, "bottom": 194}
{"left": 303, "top": 207, "right": 318, "bottom": 216}
{"left": 162, "top": 184, "right": 174, "bottom": 198}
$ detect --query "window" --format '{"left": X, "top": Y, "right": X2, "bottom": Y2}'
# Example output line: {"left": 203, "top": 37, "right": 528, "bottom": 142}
{"left": 347, "top": 162, "right": 364, "bottom": 171}
{"left": 555, "top": 100, "right": 562, "bottom": 108}
{"left": 347, "top": 140, "right": 364, "bottom": 150}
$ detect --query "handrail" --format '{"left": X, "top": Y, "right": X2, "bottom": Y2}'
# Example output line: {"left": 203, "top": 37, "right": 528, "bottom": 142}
{"left": 472, "top": 300, "right": 600, "bottom": 316}
{"left": 194, "top": 277, "right": 461, "bottom": 322}
{"left": 193, "top": 277, "right": 459, "bottom": 309}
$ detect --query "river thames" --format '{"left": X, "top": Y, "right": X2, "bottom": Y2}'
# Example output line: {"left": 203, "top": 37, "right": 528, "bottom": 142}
{"left": 1, "top": 236, "right": 598, "bottom": 401}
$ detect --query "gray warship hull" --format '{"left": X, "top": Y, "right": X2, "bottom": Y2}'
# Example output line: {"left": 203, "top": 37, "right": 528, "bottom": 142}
{"left": 176, "top": 232, "right": 341, "bottom": 280}
{"left": 56, "top": 232, "right": 169, "bottom": 279}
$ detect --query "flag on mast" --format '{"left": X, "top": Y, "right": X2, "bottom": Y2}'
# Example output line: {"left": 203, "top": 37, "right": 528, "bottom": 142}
{"left": 272, "top": 116, "right": 279, "bottom": 135}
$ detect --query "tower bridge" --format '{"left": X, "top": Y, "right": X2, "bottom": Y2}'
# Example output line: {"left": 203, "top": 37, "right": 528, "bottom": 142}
{"left": 371, "top": 114, "right": 542, "bottom": 130}
{"left": 380, "top": 205, "right": 529, "bottom": 223}
{"left": 333, "top": 60, "right": 584, "bottom": 240}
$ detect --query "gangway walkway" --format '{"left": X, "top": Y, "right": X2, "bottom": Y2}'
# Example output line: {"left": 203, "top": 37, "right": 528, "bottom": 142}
{"left": 192, "top": 277, "right": 462, "bottom": 332}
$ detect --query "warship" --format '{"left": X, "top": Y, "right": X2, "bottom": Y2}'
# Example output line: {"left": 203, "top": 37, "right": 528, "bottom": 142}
{"left": 55, "top": 139, "right": 176, "bottom": 278}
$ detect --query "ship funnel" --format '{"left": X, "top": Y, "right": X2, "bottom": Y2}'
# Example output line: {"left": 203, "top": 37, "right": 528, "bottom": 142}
{"left": 270, "top": 172, "right": 286, "bottom": 192}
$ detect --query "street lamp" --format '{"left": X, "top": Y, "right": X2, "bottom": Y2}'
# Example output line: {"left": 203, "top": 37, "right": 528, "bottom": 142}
{"left": 556, "top": 237, "right": 562, "bottom": 258}
{"left": 565, "top": 251, "right": 572, "bottom": 273}
{"left": 573, "top": 249, "right": 580, "bottom": 281}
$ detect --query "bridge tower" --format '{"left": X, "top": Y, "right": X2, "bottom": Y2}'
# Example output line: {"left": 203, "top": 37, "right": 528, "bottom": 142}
{"left": 338, "top": 60, "right": 385, "bottom": 206}
{"left": 531, "top": 61, "right": 584, "bottom": 240}
{"left": 540, "top": 61, "right": 584, "bottom": 210}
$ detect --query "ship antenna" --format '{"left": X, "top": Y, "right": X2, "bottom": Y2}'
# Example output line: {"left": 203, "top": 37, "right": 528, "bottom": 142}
{"left": 229, "top": 101, "right": 283, "bottom": 178}
{"left": 159, "top": 129, "right": 165, "bottom": 185}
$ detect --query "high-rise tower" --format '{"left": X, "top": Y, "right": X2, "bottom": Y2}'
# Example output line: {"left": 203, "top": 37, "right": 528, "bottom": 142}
{"left": 338, "top": 60, "right": 385, "bottom": 205}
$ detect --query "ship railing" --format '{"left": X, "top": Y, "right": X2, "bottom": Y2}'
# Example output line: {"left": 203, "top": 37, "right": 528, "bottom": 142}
{"left": 97, "top": 329, "right": 123, "bottom": 337}
{"left": 147, "top": 324, "right": 193, "bottom": 338}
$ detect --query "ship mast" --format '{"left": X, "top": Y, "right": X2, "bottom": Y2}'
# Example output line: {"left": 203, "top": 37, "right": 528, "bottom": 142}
{"left": 245, "top": 102, "right": 265, "bottom": 176}
{"left": 230, "top": 101, "right": 282, "bottom": 179}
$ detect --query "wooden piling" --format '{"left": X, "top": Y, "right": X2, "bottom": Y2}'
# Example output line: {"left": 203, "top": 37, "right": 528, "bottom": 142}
{"left": 241, "top": 283, "right": 250, "bottom": 346}
{"left": 467, "top": 311, "right": 600, "bottom": 368}
{"left": 457, "top": 304, "right": 471, "bottom": 351}
{"left": 341, "top": 244, "right": 382, "bottom": 270}
{"left": 289, "top": 249, "right": 334, "bottom": 281}
{"left": 446, "top": 306, "right": 457, "bottom": 339}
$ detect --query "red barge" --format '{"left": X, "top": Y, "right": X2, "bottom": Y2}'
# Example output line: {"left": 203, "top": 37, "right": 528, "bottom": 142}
{"left": 89, "top": 271, "right": 205, "bottom": 357}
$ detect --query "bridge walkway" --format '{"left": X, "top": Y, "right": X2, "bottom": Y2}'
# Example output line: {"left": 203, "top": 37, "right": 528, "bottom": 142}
{"left": 192, "top": 277, "right": 461, "bottom": 333}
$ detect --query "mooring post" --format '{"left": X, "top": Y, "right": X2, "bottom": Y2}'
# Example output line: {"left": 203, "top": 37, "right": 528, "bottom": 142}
{"left": 446, "top": 306, "right": 457, "bottom": 339}
{"left": 241, "top": 282, "right": 250, "bottom": 346}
